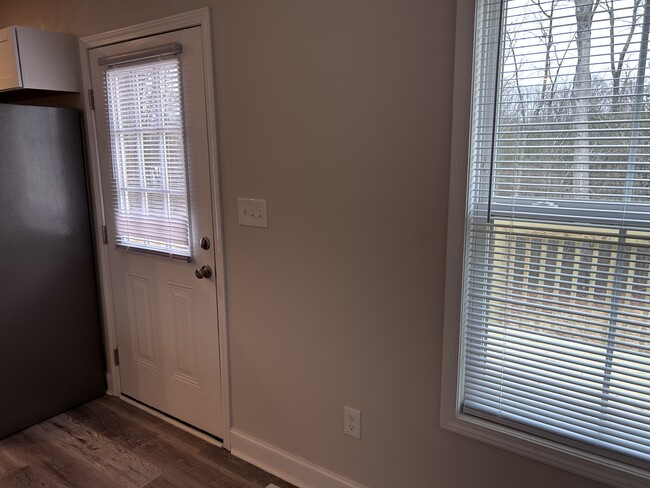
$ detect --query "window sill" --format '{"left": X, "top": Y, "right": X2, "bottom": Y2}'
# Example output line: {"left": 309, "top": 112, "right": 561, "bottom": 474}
{"left": 441, "top": 412, "right": 650, "bottom": 488}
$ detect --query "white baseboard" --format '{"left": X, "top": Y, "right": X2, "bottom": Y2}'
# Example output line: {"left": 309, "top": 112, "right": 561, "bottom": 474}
{"left": 230, "top": 429, "right": 367, "bottom": 488}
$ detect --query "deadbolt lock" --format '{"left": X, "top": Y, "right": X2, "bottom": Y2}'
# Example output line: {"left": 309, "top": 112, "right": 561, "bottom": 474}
{"left": 200, "top": 236, "right": 211, "bottom": 250}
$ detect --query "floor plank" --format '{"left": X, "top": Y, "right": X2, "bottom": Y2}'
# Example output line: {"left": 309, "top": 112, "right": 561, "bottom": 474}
{"left": 0, "top": 447, "right": 26, "bottom": 477}
{"left": 0, "top": 423, "right": 124, "bottom": 488}
{"left": 197, "top": 445, "right": 296, "bottom": 488}
{"left": 0, "top": 396, "right": 296, "bottom": 488}
{"left": 98, "top": 397, "right": 208, "bottom": 455}
{"left": 45, "top": 414, "right": 162, "bottom": 486}
{"left": 136, "top": 436, "right": 259, "bottom": 488}
{"left": 1, "top": 465, "right": 69, "bottom": 488}
{"left": 66, "top": 400, "right": 157, "bottom": 451}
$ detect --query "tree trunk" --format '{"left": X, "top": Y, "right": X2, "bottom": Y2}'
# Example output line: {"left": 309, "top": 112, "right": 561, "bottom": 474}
{"left": 624, "top": 0, "right": 650, "bottom": 201}
{"left": 608, "top": 0, "right": 641, "bottom": 108}
{"left": 572, "top": 0, "right": 595, "bottom": 197}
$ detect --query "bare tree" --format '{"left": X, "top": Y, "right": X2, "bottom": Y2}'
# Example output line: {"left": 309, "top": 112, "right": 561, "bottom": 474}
{"left": 503, "top": 29, "right": 530, "bottom": 197}
{"left": 532, "top": 0, "right": 560, "bottom": 109}
{"left": 505, "top": 29, "right": 528, "bottom": 121}
{"left": 625, "top": 0, "right": 650, "bottom": 200}
{"left": 605, "top": 0, "right": 642, "bottom": 107}
{"left": 572, "top": 0, "right": 601, "bottom": 196}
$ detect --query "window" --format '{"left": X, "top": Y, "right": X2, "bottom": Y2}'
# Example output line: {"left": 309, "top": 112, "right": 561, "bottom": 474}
{"left": 443, "top": 0, "right": 650, "bottom": 485}
{"left": 105, "top": 56, "right": 191, "bottom": 258}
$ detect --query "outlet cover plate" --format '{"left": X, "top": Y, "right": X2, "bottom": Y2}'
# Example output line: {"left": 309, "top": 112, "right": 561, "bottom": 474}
{"left": 344, "top": 406, "right": 361, "bottom": 439}
{"left": 238, "top": 197, "right": 268, "bottom": 228}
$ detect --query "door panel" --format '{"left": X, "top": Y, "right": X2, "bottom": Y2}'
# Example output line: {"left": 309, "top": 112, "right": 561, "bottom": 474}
{"left": 89, "top": 27, "right": 222, "bottom": 438}
{"left": 167, "top": 282, "right": 200, "bottom": 385}
{"left": 126, "top": 273, "right": 158, "bottom": 369}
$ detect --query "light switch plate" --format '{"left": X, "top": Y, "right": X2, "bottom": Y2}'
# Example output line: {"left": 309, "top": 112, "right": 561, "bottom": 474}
{"left": 238, "top": 197, "right": 268, "bottom": 228}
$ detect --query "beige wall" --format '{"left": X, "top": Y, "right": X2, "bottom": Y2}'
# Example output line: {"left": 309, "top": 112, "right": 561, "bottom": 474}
{"left": 0, "top": 1, "right": 609, "bottom": 486}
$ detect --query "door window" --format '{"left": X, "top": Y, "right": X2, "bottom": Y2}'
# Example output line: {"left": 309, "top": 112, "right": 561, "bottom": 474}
{"left": 105, "top": 57, "right": 191, "bottom": 258}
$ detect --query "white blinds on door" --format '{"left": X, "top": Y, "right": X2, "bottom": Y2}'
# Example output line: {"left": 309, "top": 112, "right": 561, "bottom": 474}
{"left": 105, "top": 58, "right": 191, "bottom": 258}
{"left": 463, "top": 0, "right": 650, "bottom": 466}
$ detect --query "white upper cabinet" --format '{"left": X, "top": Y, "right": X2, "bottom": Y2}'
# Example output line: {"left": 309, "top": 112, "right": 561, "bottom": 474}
{"left": 0, "top": 26, "right": 80, "bottom": 93}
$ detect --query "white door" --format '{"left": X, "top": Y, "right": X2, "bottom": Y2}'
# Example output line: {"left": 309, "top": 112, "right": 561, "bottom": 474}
{"left": 89, "top": 27, "right": 222, "bottom": 438}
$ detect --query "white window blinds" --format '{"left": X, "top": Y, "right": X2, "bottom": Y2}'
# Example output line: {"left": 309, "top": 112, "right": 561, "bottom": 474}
{"left": 463, "top": 0, "right": 650, "bottom": 467}
{"left": 105, "top": 57, "right": 191, "bottom": 258}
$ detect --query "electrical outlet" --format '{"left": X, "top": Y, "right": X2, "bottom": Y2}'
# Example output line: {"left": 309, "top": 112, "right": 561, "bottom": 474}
{"left": 238, "top": 197, "right": 268, "bottom": 228}
{"left": 344, "top": 406, "right": 361, "bottom": 439}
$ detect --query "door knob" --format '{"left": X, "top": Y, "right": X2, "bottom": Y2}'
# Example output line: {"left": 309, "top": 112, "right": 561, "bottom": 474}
{"left": 195, "top": 265, "right": 213, "bottom": 279}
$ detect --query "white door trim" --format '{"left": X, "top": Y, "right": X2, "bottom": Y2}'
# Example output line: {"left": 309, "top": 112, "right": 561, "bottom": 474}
{"left": 78, "top": 7, "right": 231, "bottom": 449}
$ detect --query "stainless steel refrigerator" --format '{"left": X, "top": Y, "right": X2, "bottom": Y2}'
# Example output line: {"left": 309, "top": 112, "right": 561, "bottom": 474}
{"left": 0, "top": 103, "right": 105, "bottom": 438}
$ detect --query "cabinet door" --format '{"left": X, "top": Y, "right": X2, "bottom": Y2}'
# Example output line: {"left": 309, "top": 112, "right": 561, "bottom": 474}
{"left": 0, "top": 27, "right": 80, "bottom": 93}
{"left": 0, "top": 27, "right": 21, "bottom": 91}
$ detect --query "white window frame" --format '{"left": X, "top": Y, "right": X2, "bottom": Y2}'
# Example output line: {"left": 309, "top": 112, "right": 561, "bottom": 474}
{"left": 441, "top": 1, "right": 650, "bottom": 486}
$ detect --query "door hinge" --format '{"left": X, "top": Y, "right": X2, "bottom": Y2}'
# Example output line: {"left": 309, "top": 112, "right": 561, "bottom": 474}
{"left": 88, "top": 89, "right": 95, "bottom": 110}
{"left": 113, "top": 348, "right": 120, "bottom": 366}
{"left": 102, "top": 225, "right": 108, "bottom": 245}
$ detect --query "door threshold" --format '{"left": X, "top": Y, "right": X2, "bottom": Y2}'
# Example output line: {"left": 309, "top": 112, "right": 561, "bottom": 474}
{"left": 118, "top": 394, "right": 224, "bottom": 448}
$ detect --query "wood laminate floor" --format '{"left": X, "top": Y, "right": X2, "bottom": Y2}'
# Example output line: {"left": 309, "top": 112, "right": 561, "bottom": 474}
{"left": 0, "top": 396, "right": 296, "bottom": 488}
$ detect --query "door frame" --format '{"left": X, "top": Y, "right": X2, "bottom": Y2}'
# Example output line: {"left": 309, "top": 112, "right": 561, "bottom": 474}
{"left": 78, "top": 7, "right": 231, "bottom": 449}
